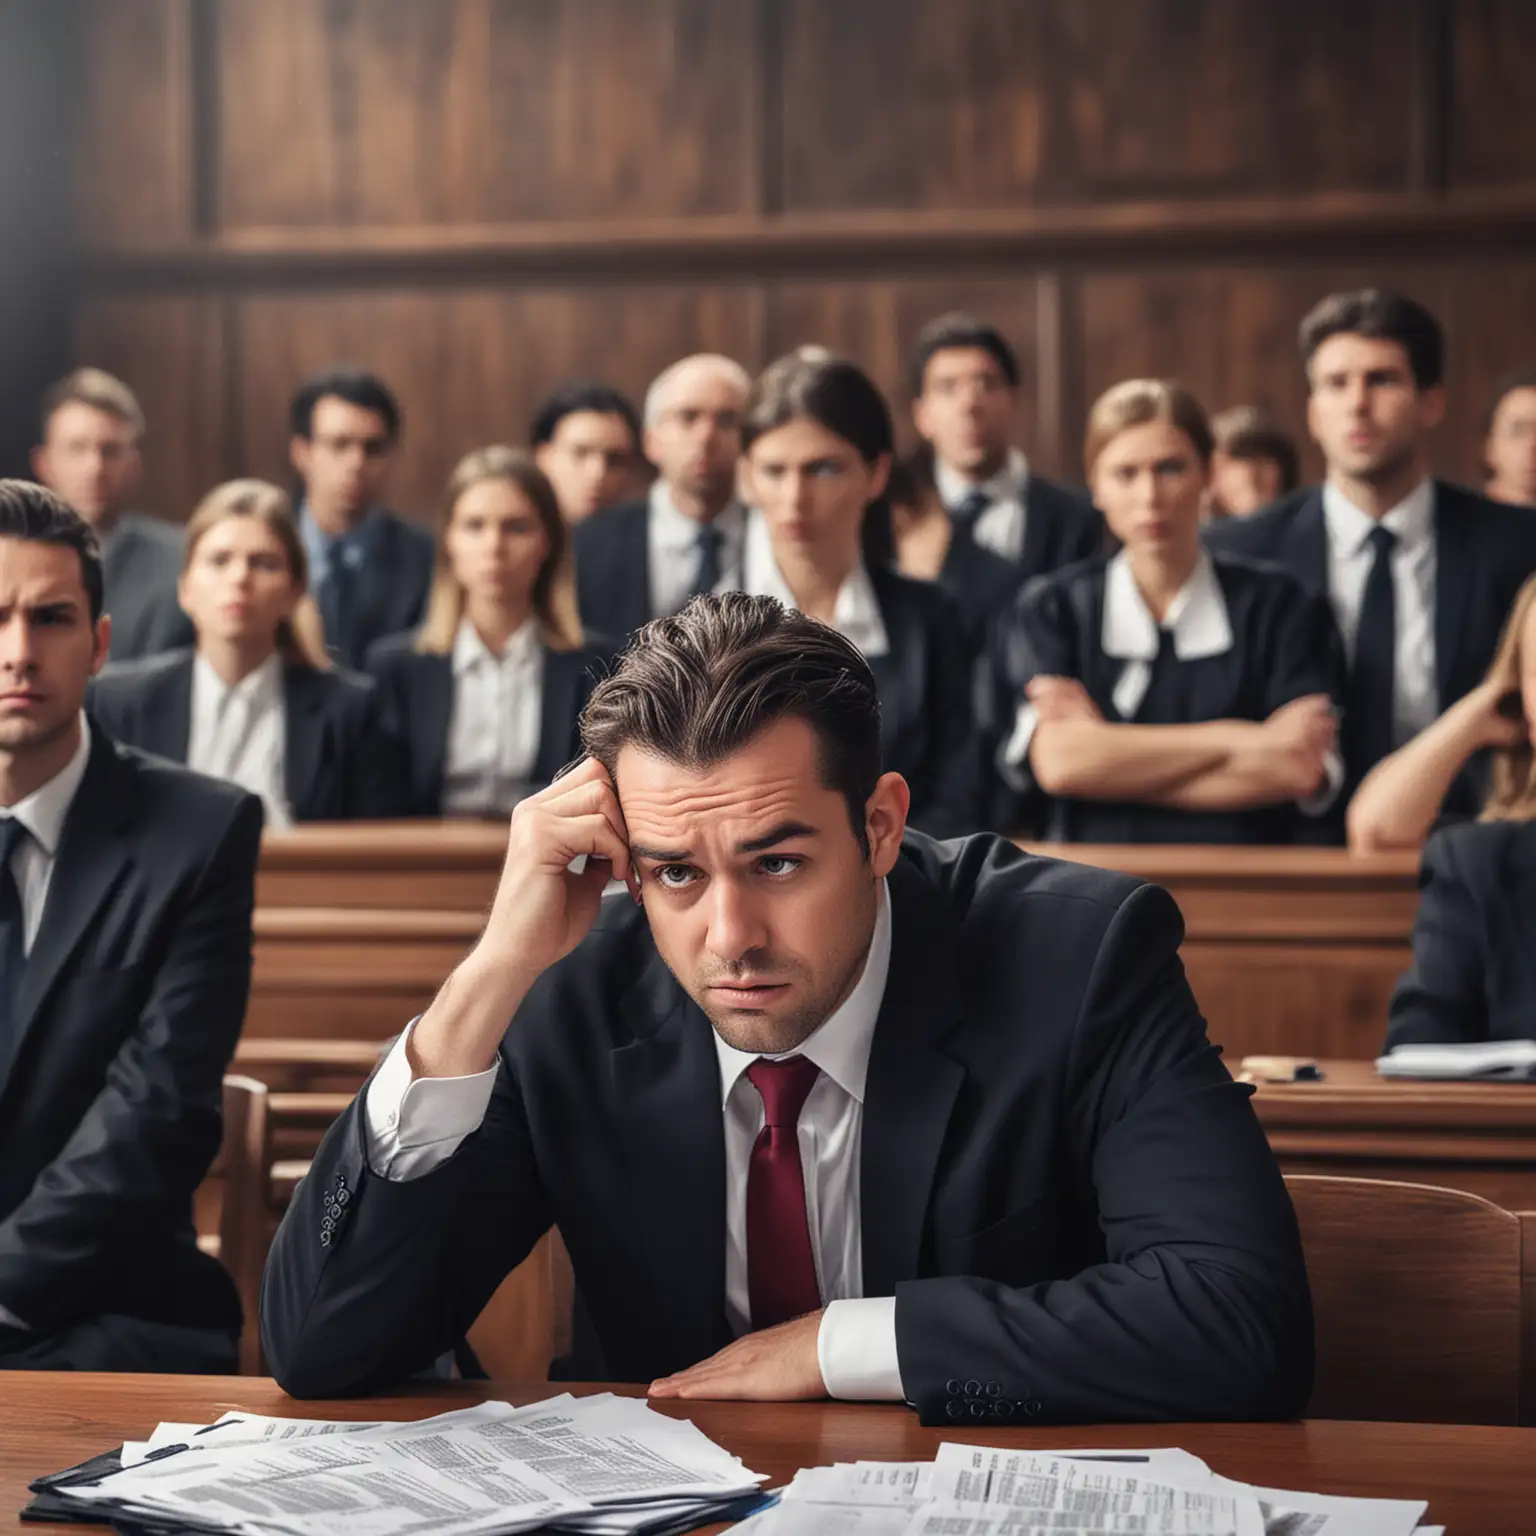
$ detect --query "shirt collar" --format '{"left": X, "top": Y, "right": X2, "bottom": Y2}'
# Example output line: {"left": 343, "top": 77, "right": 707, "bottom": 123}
{"left": 1102, "top": 548, "right": 1233, "bottom": 661}
{"left": 741, "top": 513, "right": 890, "bottom": 657}
{"left": 649, "top": 481, "right": 744, "bottom": 552}
{"left": 194, "top": 651, "right": 285, "bottom": 713}
{"left": 713, "top": 876, "right": 891, "bottom": 1107}
{"left": 299, "top": 502, "right": 380, "bottom": 569}
{"left": 452, "top": 617, "right": 540, "bottom": 677}
{"left": 1322, "top": 476, "right": 1435, "bottom": 558}
{"left": 934, "top": 446, "right": 1029, "bottom": 511}
{"left": 5, "top": 713, "right": 92, "bottom": 857}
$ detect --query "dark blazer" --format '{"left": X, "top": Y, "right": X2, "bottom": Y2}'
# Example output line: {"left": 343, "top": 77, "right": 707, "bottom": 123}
{"left": 316, "top": 510, "right": 437, "bottom": 671}
{"left": 1385, "top": 820, "right": 1536, "bottom": 1050}
{"left": 364, "top": 632, "right": 614, "bottom": 816}
{"left": 0, "top": 730, "right": 262, "bottom": 1360}
{"left": 988, "top": 474, "right": 1105, "bottom": 583}
{"left": 89, "top": 649, "right": 407, "bottom": 821}
{"left": 103, "top": 515, "right": 195, "bottom": 662}
{"left": 573, "top": 497, "right": 654, "bottom": 641}
{"left": 1205, "top": 481, "right": 1536, "bottom": 820}
{"left": 261, "top": 832, "right": 1313, "bottom": 1424}
{"left": 865, "top": 564, "right": 986, "bottom": 839}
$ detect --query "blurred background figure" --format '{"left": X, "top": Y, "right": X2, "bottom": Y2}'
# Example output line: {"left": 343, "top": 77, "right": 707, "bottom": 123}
{"left": 1205, "top": 405, "right": 1300, "bottom": 520}
{"left": 1481, "top": 369, "right": 1536, "bottom": 508}
{"left": 530, "top": 380, "right": 645, "bottom": 526}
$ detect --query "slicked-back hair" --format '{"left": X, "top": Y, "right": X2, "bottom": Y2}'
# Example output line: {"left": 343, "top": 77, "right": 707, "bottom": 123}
{"left": 580, "top": 593, "right": 883, "bottom": 857}
{"left": 529, "top": 380, "right": 642, "bottom": 449}
{"left": 40, "top": 367, "right": 146, "bottom": 444}
{"left": 289, "top": 367, "right": 402, "bottom": 442}
{"left": 1299, "top": 289, "right": 1444, "bottom": 392}
{"left": 908, "top": 313, "right": 1020, "bottom": 400}
{"left": 0, "top": 480, "right": 105, "bottom": 622}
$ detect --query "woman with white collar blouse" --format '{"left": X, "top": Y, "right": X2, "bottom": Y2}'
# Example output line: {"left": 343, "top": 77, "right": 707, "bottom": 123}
{"left": 990, "top": 379, "right": 1345, "bottom": 844}
{"left": 739, "top": 350, "right": 984, "bottom": 836}
{"left": 90, "top": 479, "right": 405, "bottom": 824}
{"left": 365, "top": 446, "right": 612, "bottom": 818}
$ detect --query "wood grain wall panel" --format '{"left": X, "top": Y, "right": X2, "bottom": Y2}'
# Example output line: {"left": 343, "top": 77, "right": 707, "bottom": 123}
{"left": 72, "top": 296, "right": 227, "bottom": 522}
{"left": 231, "top": 286, "right": 762, "bottom": 518}
{"left": 216, "top": 0, "right": 758, "bottom": 230}
{"left": 779, "top": 0, "right": 1415, "bottom": 214}
{"left": 1451, "top": 0, "right": 1536, "bottom": 189}
{"left": 73, "top": 0, "right": 194, "bottom": 247}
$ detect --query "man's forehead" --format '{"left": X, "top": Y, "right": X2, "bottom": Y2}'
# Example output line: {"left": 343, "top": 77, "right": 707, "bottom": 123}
{"left": 662, "top": 367, "right": 745, "bottom": 413}
{"left": 1313, "top": 333, "right": 1411, "bottom": 371}
{"left": 928, "top": 347, "right": 1007, "bottom": 381}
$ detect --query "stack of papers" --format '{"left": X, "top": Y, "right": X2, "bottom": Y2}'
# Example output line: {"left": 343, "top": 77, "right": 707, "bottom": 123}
{"left": 732, "top": 1442, "right": 1440, "bottom": 1536}
{"left": 48, "top": 1394, "right": 768, "bottom": 1536}
{"left": 1377, "top": 1039, "right": 1536, "bottom": 1080}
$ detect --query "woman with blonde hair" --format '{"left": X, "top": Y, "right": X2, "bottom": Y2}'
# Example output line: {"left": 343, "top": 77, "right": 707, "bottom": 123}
{"left": 91, "top": 478, "right": 405, "bottom": 824}
{"left": 989, "top": 378, "right": 1345, "bottom": 842}
{"left": 365, "top": 446, "right": 612, "bottom": 817}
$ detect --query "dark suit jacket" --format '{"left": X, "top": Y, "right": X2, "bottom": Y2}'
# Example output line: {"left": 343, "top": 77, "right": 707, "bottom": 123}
{"left": 364, "top": 632, "right": 613, "bottom": 816}
{"left": 261, "top": 833, "right": 1313, "bottom": 1425}
{"left": 89, "top": 649, "right": 407, "bottom": 822}
{"left": 103, "top": 515, "right": 195, "bottom": 662}
{"left": 984, "top": 474, "right": 1105, "bottom": 584}
{"left": 866, "top": 565, "right": 986, "bottom": 839}
{"left": 573, "top": 498, "right": 654, "bottom": 641}
{"left": 1385, "top": 821, "right": 1536, "bottom": 1050}
{"left": 1205, "top": 481, "right": 1536, "bottom": 822}
{"left": 0, "top": 730, "right": 261, "bottom": 1349}
{"left": 318, "top": 510, "right": 437, "bottom": 671}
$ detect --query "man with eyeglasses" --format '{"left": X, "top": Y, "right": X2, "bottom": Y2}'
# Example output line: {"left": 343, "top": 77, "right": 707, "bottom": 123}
{"left": 289, "top": 368, "right": 435, "bottom": 670}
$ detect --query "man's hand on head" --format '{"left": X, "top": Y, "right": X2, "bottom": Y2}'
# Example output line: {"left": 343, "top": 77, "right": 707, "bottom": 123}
{"left": 647, "top": 1310, "right": 828, "bottom": 1402}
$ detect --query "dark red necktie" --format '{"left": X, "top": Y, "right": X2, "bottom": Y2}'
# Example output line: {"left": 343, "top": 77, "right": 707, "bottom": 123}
{"left": 745, "top": 1055, "right": 824, "bottom": 1329}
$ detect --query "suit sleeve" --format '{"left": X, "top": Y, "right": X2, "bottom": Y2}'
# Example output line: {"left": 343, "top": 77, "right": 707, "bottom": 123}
{"left": 909, "top": 591, "right": 986, "bottom": 839}
{"left": 1261, "top": 582, "right": 1346, "bottom": 716}
{"left": 261, "top": 1039, "right": 552, "bottom": 1397}
{"left": 1065, "top": 500, "right": 1105, "bottom": 566}
{"left": 1385, "top": 831, "right": 1489, "bottom": 1050}
{"left": 989, "top": 579, "right": 1078, "bottom": 798}
{"left": 893, "top": 882, "right": 1314, "bottom": 1424}
{"left": 348, "top": 677, "right": 410, "bottom": 819}
{"left": 0, "top": 794, "right": 263, "bottom": 1333}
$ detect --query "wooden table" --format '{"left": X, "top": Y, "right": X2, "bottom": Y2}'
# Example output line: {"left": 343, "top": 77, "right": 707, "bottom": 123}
{"left": 3, "top": 1377, "right": 1535, "bottom": 1534}
{"left": 1252, "top": 1059, "right": 1536, "bottom": 1210}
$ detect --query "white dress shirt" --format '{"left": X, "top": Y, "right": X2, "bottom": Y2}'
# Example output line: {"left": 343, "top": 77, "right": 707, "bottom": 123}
{"left": 0, "top": 715, "right": 93, "bottom": 1331}
{"left": 741, "top": 513, "right": 890, "bottom": 658}
{"left": 934, "top": 447, "right": 1031, "bottom": 562}
{"left": 362, "top": 879, "right": 904, "bottom": 1400}
{"left": 187, "top": 653, "right": 291, "bottom": 828}
{"left": 442, "top": 620, "right": 543, "bottom": 817}
{"left": 1321, "top": 478, "right": 1438, "bottom": 748}
{"left": 647, "top": 482, "right": 747, "bottom": 619}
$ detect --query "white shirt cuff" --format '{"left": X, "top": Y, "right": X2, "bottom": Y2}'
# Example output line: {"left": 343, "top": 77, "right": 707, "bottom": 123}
{"left": 1298, "top": 746, "right": 1346, "bottom": 817}
{"left": 816, "top": 1296, "right": 904, "bottom": 1400}
{"left": 362, "top": 1019, "right": 500, "bottom": 1182}
{"left": 0, "top": 1301, "right": 28, "bottom": 1331}
{"left": 995, "top": 702, "right": 1040, "bottom": 794}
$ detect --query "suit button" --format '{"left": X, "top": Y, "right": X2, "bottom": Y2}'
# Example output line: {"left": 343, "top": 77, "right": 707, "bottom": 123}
{"left": 319, "top": 1231, "right": 332, "bottom": 1248}
{"left": 968, "top": 1402, "right": 986, "bottom": 1418}
{"left": 992, "top": 1401, "right": 1014, "bottom": 1419}
{"left": 321, "top": 1216, "right": 335, "bottom": 1232}
{"left": 328, "top": 1203, "right": 343, "bottom": 1220}
{"left": 1025, "top": 1400, "right": 1043, "bottom": 1417}
{"left": 964, "top": 1379, "right": 981, "bottom": 1396}
{"left": 985, "top": 1382, "right": 1001, "bottom": 1397}
{"left": 946, "top": 1379, "right": 963, "bottom": 1396}
{"left": 336, "top": 1173, "right": 348, "bottom": 1189}
{"left": 945, "top": 1400, "right": 965, "bottom": 1419}
{"left": 336, "top": 1189, "right": 351, "bottom": 1206}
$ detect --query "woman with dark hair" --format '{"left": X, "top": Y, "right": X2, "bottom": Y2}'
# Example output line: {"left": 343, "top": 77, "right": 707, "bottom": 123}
{"left": 739, "top": 351, "right": 985, "bottom": 836}
{"left": 365, "top": 446, "right": 612, "bottom": 818}
{"left": 991, "top": 379, "right": 1345, "bottom": 844}
{"left": 91, "top": 478, "right": 405, "bottom": 823}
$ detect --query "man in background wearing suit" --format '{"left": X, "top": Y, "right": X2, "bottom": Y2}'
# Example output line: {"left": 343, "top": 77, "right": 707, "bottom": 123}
{"left": 290, "top": 368, "right": 435, "bottom": 669}
{"left": 573, "top": 355, "right": 749, "bottom": 640}
{"left": 1207, "top": 289, "right": 1536, "bottom": 823}
{"left": 531, "top": 379, "right": 645, "bottom": 526}
{"left": 910, "top": 314, "right": 1102, "bottom": 591}
{"left": 0, "top": 482, "right": 263, "bottom": 1372}
{"left": 263, "top": 593, "right": 1312, "bottom": 1426}
{"left": 31, "top": 368, "right": 194, "bottom": 661}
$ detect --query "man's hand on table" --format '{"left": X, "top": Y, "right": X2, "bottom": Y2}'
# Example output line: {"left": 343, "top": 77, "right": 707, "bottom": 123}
{"left": 648, "top": 1310, "right": 827, "bottom": 1401}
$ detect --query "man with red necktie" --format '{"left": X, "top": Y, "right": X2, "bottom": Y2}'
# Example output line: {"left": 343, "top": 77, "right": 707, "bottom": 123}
{"left": 263, "top": 593, "right": 1312, "bottom": 1426}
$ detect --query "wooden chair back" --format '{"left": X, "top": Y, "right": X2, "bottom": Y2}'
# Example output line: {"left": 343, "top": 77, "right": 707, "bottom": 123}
{"left": 203, "top": 1076, "right": 271, "bottom": 1376}
{"left": 1285, "top": 1173, "right": 1535, "bottom": 1425}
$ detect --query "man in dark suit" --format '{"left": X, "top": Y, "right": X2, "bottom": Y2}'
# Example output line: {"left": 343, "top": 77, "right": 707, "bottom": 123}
{"left": 530, "top": 379, "right": 645, "bottom": 527}
{"left": 290, "top": 368, "right": 435, "bottom": 669}
{"left": 263, "top": 593, "right": 1312, "bottom": 1425}
{"left": 1206, "top": 289, "right": 1536, "bottom": 827}
{"left": 573, "top": 354, "right": 750, "bottom": 641}
{"left": 909, "top": 314, "right": 1102, "bottom": 589}
{"left": 31, "top": 368, "right": 194, "bottom": 661}
{"left": 0, "top": 481, "right": 262, "bottom": 1372}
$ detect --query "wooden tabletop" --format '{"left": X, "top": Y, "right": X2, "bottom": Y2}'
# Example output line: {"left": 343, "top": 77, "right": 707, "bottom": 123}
{"left": 3, "top": 1376, "right": 1535, "bottom": 1533}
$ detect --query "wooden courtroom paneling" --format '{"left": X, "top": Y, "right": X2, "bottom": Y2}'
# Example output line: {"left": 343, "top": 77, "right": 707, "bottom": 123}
{"left": 257, "top": 823, "right": 503, "bottom": 910}
{"left": 215, "top": 0, "right": 760, "bottom": 229}
{"left": 1451, "top": 0, "right": 1536, "bottom": 189}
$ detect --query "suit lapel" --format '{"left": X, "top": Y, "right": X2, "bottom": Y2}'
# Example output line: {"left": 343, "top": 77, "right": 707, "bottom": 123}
{"left": 283, "top": 667, "right": 330, "bottom": 821}
{"left": 1017, "top": 480, "right": 1055, "bottom": 575}
{"left": 1432, "top": 483, "right": 1475, "bottom": 709}
{"left": 141, "top": 653, "right": 194, "bottom": 762}
{"left": 859, "top": 855, "right": 965, "bottom": 1296}
{"left": 5, "top": 735, "right": 137, "bottom": 1091}
{"left": 612, "top": 955, "right": 731, "bottom": 1363}
{"left": 411, "top": 653, "right": 453, "bottom": 810}
{"left": 534, "top": 648, "right": 582, "bottom": 783}
{"left": 1283, "top": 490, "right": 1331, "bottom": 599}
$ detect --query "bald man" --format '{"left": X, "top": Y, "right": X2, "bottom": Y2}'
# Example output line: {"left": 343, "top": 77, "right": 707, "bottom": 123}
{"left": 574, "top": 354, "right": 750, "bottom": 640}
